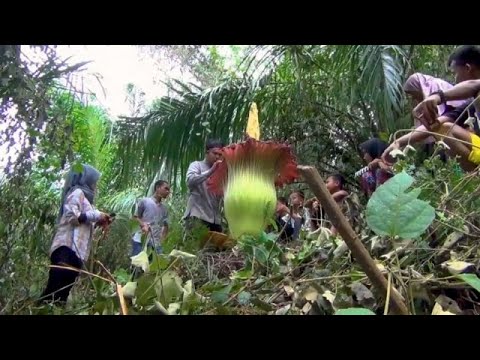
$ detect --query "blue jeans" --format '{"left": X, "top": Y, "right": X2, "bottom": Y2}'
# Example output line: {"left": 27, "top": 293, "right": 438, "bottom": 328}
{"left": 131, "top": 240, "right": 162, "bottom": 256}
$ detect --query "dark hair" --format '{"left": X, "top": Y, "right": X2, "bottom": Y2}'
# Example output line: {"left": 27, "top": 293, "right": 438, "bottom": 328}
{"left": 277, "top": 196, "right": 288, "bottom": 205}
{"left": 448, "top": 46, "right": 480, "bottom": 68}
{"left": 206, "top": 139, "right": 225, "bottom": 151}
{"left": 328, "top": 173, "right": 345, "bottom": 189}
{"left": 154, "top": 180, "right": 168, "bottom": 191}
{"left": 290, "top": 190, "right": 305, "bottom": 200}
{"left": 360, "top": 138, "right": 388, "bottom": 160}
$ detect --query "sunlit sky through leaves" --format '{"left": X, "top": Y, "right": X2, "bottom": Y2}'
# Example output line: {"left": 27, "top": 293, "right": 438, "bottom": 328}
{"left": 1, "top": 45, "right": 253, "bottom": 171}
{"left": 1, "top": 45, "right": 221, "bottom": 170}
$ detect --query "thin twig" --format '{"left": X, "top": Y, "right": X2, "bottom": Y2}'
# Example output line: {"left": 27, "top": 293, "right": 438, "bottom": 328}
{"left": 384, "top": 272, "right": 392, "bottom": 315}
{"left": 296, "top": 274, "right": 366, "bottom": 283}
{"left": 393, "top": 128, "right": 480, "bottom": 150}
{"left": 95, "top": 260, "right": 116, "bottom": 283}
{"left": 49, "top": 265, "right": 114, "bottom": 284}
{"left": 222, "top": 283, "right": 250, "bottom": 306}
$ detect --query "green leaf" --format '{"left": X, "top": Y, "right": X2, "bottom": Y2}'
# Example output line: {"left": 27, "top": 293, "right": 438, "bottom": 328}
{"left": 237, "top": 291, "right": 252, "bottom": 305}
{"left": 128, "top": 219, "right": 140, "bottom": 234}
{"left": 123, "top": 282, "right": 137, "bottom": 299}
{"left": 166, "top": 302, "right": 182, "bottom": 315}
{"left": 264, "top": 232, "right": 278, "bottom": 242}
{"left": 113, "top": 268, "right": 130, "bottom": 285}
{"left": 135, "top": 274, "right": 157, "bottom": 307}
{"left": 349, "top": 271, "right": 366, "bottom": 281}
{"left": 366, "top": 171, "right": 435, "bottom": 239}
{"left": 211, "top": 283, "right": 234, "bottom": 304}
{"left": 378, "top": 132, "right": 390, "bottom": 143}
{"left": 230, "top": 268, "right": 253, "bottom": 280}
{"left": 155, "top": 271, "right": 183, "bottom": 306}
{"left": 131, "top": 251, "right": 149, "bottom": 272}
{"left": 150, "top": 255, "right": 170, "bottom": 272}
{"left": 457, "top": 274, "right": 480, "bottom": 292}
{"left": 92, "top": 277, "right": 109, "bottom": 298}
{"left": 251, "top": 298, "right": 275, "bottom": 312}
{"left": 154, "top": 301, "right": 181, "bottom": 315}
{"left": 0, "top": 220, "right": 5, "bottom": 237}
{"left": 335, "top": 308, "right": 375, "bottom": 315}
{"left": 267, "top": 218, "right": 279, "bottom": 232}
{"left": 154, "top": 300, "right": 169, "bottom": 315}
{"left": 92, "top": 299, "right": 108, "bottom": 315}
{"left": 436, "top": 211, "right": 447, "bottom": 222}
{"left": 182, "top": 280, "right": 194, "bottom": 299}
{"left": 181, "top": 280, "right": 203, "bottom": 315}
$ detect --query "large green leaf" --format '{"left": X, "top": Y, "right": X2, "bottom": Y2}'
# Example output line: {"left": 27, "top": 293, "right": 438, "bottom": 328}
{"left": 123, "top": 282, "right": 137, "bottom": 299}
{"left": 211, "top": 283, "right": 234, "bottom": 304}
{"left": 155, "top": 270, "right": 184, "bottom": 306}
{"left": 149, "top": 254, "right": 170, "bottom": 272}
{"left": 135, "top": 274, "right": 157, "bottom": 307}
{"left": 335, "top": 308, "right": 375, "bottom": 315}
{"left": 366, "top": 171, "right": 435, "bottom": 239}
{"left": 457, "top": 274, "right": 480, "bottom": 292}
{"left": 113, "top": 268, "right": 130, "bottom": 285}
{"left": 131, "top": 251, "right": 149, "bottom": 272}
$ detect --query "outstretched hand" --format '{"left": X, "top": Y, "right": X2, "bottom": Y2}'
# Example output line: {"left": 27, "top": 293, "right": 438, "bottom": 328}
{"left": 381, "top": 142, "right": 399, "bottom": 165}
{"left": 211, "top": 160, "right": 223, "bottom": 172}
{"left": 276, "top": 203, "right": 290, "bottom": 217}
{"left": 96, "top": 212, "right": 114, "bottom": 229}
{"left": 413, "top": 93, "right": 442, "bottom": 131}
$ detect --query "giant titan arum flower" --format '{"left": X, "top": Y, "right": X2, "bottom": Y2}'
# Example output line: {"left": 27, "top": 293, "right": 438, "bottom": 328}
{"left": 207, "top": 103, "right": 299, "bottom": 240}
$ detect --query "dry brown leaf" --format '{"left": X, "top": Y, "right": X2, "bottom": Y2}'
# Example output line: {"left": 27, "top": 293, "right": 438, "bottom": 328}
{"left": 304, "top": 287, "right": 319, "bottom": 302}
{"left": 275, "top": 304, "right": 291, "bottom": 315}
{"left": 431, "top": 303, "right": 456, "bottom": 315}
{"left": 322, "top": 290, "right": 335, "bottom": 304}
{"left": 283, "top": 285, "right": 294, "bottom": 297}
{"left": 285, "top": 252, "right": 295, "bottom": 260}
{"left": 441, "top": 260, "right": 475, "bottom": 275}
{"left": 302, "top": 302, "right": 312, "bottom": 314}
{"left": 434, "top": 295, "right": 463, "bottom": 314}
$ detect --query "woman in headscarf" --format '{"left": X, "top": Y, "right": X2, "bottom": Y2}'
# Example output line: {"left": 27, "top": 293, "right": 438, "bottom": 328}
{"left": 39, "top": 164, "right": 110, "bottom": 304}
{"left": 382, "top": 73, "right": 473, "bottom": 166}
{"left": 359, "top": 138, "right": 393, "bottom": 198}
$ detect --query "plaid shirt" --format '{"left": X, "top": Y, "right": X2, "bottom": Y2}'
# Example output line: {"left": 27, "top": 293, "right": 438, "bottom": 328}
{"left": 360, "top": 169, "right": 393, "bottom": 197}
{"left": 50, "top": 189, "right": 100, "bottom": 261}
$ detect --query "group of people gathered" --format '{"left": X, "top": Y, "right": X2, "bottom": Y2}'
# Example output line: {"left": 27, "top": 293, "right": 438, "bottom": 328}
{"left": 39, "top": 45, "right": 480, "bottom": 305}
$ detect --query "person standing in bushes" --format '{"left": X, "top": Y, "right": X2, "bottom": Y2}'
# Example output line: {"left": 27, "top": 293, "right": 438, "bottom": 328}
{"left": 274, "top": 196, "right": 295, "bottom": 241}
{"left": 183, "top": 139, "right": 225, "bottom": 239}
{"left": 39, "top": 164, "right": 111, "bottom": 305}
{"left": 359, "top": 138, "right": 394, "bottom": 198}
{"left": 304, "top": 174, "right": 348, "bottom": 236}
{"left": 131, "top": 180, "right": 171, "bottom": 256}
{"left": 288, "top": 190, "right": 308, "bottom": 240}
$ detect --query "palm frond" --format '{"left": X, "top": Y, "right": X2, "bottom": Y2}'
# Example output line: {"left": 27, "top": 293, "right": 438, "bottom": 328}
{"left": 329, "top": 45, "right": 408, "bottom": 133}
{"left": 101, "top": 188, "right": 144, "bottom": 215}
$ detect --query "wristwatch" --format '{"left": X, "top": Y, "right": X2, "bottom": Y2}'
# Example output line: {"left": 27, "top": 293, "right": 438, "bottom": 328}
{"left": 432, "top": 90, "right": 446, "bottom": 104}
